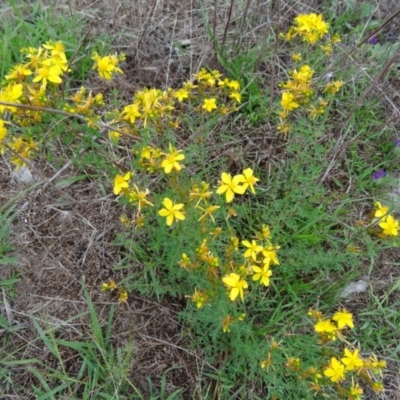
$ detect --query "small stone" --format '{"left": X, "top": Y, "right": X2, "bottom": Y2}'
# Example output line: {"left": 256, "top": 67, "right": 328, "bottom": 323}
{"left": 339, "top": 277, "right": 369, "bottom": 298}
{"left": 13, "top": 166, "right": 34, "bottom": 183}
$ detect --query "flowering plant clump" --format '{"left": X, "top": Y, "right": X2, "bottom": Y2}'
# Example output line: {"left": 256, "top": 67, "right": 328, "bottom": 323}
{"left": 282, "top": 13, "right": 329, "bottom": 44}
{"left": 101, "top": 279, "right": 129, "bottom": 303}
{"left": 91, "top": 51, "right": 124, "bottom": 80}
{"left": 114, "top": 67, "right": 242, "bottom": 133}
{"left": 276, "top": 13, "right": 343, "bottom": 136}
{"left": 0, "top": 41, "right": 111, "bottom": 167}
{"left": 368, "top": 201, "right": 399, "bottom": 238}
{"left": 0, "top": 11, "right": 396, "bottom": 396}
{"left": 276, "top": 309, "right": 386, "bottom": 398}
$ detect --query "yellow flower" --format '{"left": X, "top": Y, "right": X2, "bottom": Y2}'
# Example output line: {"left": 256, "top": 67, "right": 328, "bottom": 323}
{"left": 197, "top": 204, "right": 220, "bottom": 223}
{"left": 227, "top": 80, "right": 240, "bottom": 90}
{"left": 1, "top": 83, "right": 23, "bottom": 103}
{"left": 348, "top": 378, "right": 363, "bottom": 400}
{"left": 332, "top": 309, "right": 354, "bottom": 329}
{"left": 371, "top": 382, "right": 384, "bottom": 394}
{"left": 240, "top": 168, "right": 259, "bottom": 194}
{"left": 292, "top": 65, "right": 314, "bottom": 83}
{"left": 314, "top": 319, "right": 337, "bottom": 334}
{"left": 161, "top": 144, "right": 185, "bottom": 174}
{"left": 118, "top": 288, "right": 128, "bottom": 303}
{"left": 277, "top": 122, "right": 291, "bottom": 136}
{"left": 189, "top": 181, "right": 213, "bottom": 206}
{"left": 229, "top": 92, "right": 241, "bottom": 103}
{"left": 324, "top": 80, "right": 344, "bottom": 95}
{"left": 158, "top": 198, "right": 185, "bottom": 226}
{"left": 113, "top": 172, "right": 131, "bottom": 195}
{"left": 43, "top": 40, "right": 65, "bottom": 54}
{"left": 259, "top": 224, "right": 271, "bottom": 240}
{"left": 262, "top": 245, "right": 280, "bottom": 265}
{"left": 379, "top": 215, "right": 399, "bottom": 236}
{"left": 127, "top": 185, "right": 154, "bottom": 211}
{"left": 191, "top": 289, "right": 208, "bottom": 308}
{"left": 280, "top": 92, "right": 299, "bottom": 111}
{"left": 92, "top": 52, "right": 123, "bottom": 80}
{"left": 291, "top": 53, "right": 302, "bottom": 62}
{"left": 119, "top": 214, "right": 131, "bottom": 227}
{"left": 108, "top": 131, "right": 120, "bottom": 141}
{"left": 252, "top": 264, "right": 272, "bottom": 287}
{"left": 5, "top": 64, "right": 32, "bottom": 81}
{"left": 216, "top": 172, "right": 245, "bottom": 203}
{"left": 32, "top": 64, "right": 62, "bottom": 87}
{"left": 202, "top": 98, "right": 217, "bottom": 112}
{"left": 260, "top": 352, "right": 272, "bottom": 370}
{"left": 341, "top": 348, "right": 363, "bottom": 371}
{"left": 101, "top": 280, "right": 117, "bottom": 291}
{"left": 374, "top": 201, "right": 389, "bottom": 218}
{"left": 320, "top": 43, "right": 332, "bottom": 55}
{"left": 0, "top": 119, "right": 8, "bottom": 145}
{"left": 222, "top": 315, "right": 235, "bottom": 332}
{"left": 368, "top": 354, "right": 386, "bottom": 373}
{"left": 332, "top": 33, "right": 341, "bottom": 44}
{"left": 174, "top": 88, "right": 189, "bottom": 101}
{"left": 242, "top": 240, "right": 263, "bottom": 260}
{"left": 323, "top": 357, "right": 345, "bottom": 383}
{"left": 121, "top": 103, "right": 141, "bottom": 124}
{"left": 178, "top": 253, "right": 191, "bottom": 269}
{"left": 294, "top": 13, "right": 329, "bottom": 44}
{"left": 222, "top": 273, "right": 248, "bottom": 301}
{"left": 286, "top": 357, "right": 301, "bottom": 370}
{"left": 8, "top": 137, "right": 38, "bottom": 167}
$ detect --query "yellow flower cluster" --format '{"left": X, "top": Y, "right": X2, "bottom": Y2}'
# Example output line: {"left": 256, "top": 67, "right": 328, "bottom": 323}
{"left": 282, "top": 13, "right": 329, "bottom": 44}
{"left": 0, "top": 41, "right": 71, "bottom": 166}
{"left": 312, "top": 308, "right": 354, "bottom": 342}
{"left": 113, "top": 171, "right": 154, "bottom": 220}
{"left": 101, "top": 279, "right": 129, "bottom": 303}
{"left": 277, "top": 14, "right": 344, "bottom": 136}
{"left": 372, "top": 201, "right": 399, "bottom": 237}
{"left": 300, "top": 309, "right": 386, "bottom": 397}
{"left": 130, "top": 143, "right": 185, "bottom": 176}
{"left": 323, "top": 350, "right": 386, "bottom": 395}
{"left": 277, "top": 65, "right": 344, "bottom": 135}
{"left": 221, "top": 227, "right": 279, "bottom": 302}
{"left": 65, "top": 86, "right": 104, "bottom": 115}
{"left": 195, "top": 68, "right": 242, "bottom": 112}
{"left": 279, "top": 65, "right": 315, "bottom": 119}
{"left": 0, "top": 41, "right": 119, "bottom": 168}
{"left": 216, "top": 169, "right": 259, "bottom": 203}
{"left": 113, "top": 164, "right": 258, "bottom": 231}
{"left": 115, "top": 68, "right": 241, "bottom": 134}
{"left": 324, "top": 80, "right": 344, "bottom": 95}
{"left": 136, "top": 145, "right": 163, "bottom": 172}
{"left": 23, "top": 41, "right": 68, "bottom": 89}
{"left": 178, "top": 224, "right": 278, "bottom": 321}
{"left": 91, "top": 51, "right": 124, "bottom": 80}
{"left": 120, "top": 88, "right": 175, "bottom": 128}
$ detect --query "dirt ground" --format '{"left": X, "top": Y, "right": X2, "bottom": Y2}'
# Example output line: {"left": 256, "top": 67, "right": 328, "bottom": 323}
{"left": 1, "top": 0, "right": 400, "bottom": 398}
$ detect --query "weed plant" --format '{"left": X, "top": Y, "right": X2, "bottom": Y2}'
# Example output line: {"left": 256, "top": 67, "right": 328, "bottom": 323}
{"left": 0, "top": 3, "right": 399, "bottom": 399}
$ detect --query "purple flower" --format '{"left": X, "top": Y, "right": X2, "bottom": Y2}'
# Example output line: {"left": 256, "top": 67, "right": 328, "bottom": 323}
{"left": 368, "top": 36, "right": 378, "bottom": 45}
{"left": 372, "top": 169, "right": 387, "bottom": 180}
{"left": 395, "top": 139, "right": 400, "bottom": 147}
